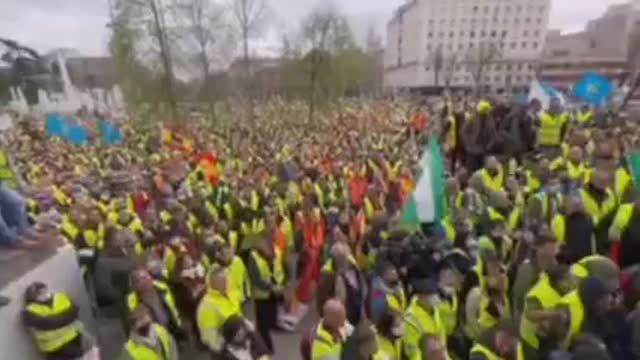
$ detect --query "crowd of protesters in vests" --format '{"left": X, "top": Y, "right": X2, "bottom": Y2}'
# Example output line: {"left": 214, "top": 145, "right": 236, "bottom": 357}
{"left": 2, "top": 95, "right": 640, "bottom": 360}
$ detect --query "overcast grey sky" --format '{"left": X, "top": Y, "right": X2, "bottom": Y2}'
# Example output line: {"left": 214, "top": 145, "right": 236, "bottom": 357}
{"left": 0, "top": 0, "right": 629, "bottom": 56}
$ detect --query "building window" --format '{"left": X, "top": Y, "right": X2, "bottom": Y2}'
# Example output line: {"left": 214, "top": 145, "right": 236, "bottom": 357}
{"left": 456, "top": 65, "right": 461, "bottom": 71}
{"left": 495, "top": 64, "right": 502, "bottom": 71}
{"left": 505, "top": 6, "right": 511, "bottom": 13}
{"left": 450, "top": 32, "right": 455, "bottom": 38}
{"left": 502, "top": 30, "right": 508, "bottom": 38}
{"left": 469, "top": 42, "right": 474, "bottom": 48}
{"left": 481, "top": 31, "right": 486, "bottom": 38}
{"left": 525, "top": 18, "right": 531, "bottom": 24}
{"left": 500, "top": 43, "right": 505, "bottom": 49}
{"left": 491, "top": 30, "right": 497, "bottom": 38}
{"left": 428, "top": 32, "right": 433, "bottom": 38}
{"left": 429, "top": 19, "right": 435, "bottom": 24}
{"left": 485, "top": 76, "right": 491, "bottom": 82}
{"left": 539, "top": 6, "right": 546, "bottom": 13}
{"left": 590, "top": 39, "right": 597, "bottom": 49}
{"left": 528, "top": 64, "right": 534, "bottom": 70}
{"left": 514, "top": 18, "right": 519, "bottom": 24}
{"left": 473, "top": 5, "right": 478, "bottom": 13}
{"left": 495, "top": 76, "right": 501, "bottom": 82}
{"left": 507, "top": 64, "right": 512, "bottom": 71}
{"left": 484, "top": 6, "right": 489, "bottom": 14}
{"left": 534, "top": 30, "right": 540, "bottom": 36}
{"left": 516, "top": 5, "right": 522, "bottom": 12}
{"left": 533, "top": 42, "right": 538, "bottom": 48}
{"left": 537, "top": 18, "right": 542, "bottom": 24}
{"left": 426, "top": 66, "right": 431, "bottom": 71}
{"left": 460, "top": 31, "right": 465, "bottom": 37}
{"left": 511, "top": 42, "right": 517, "bottom": 49}
{"left": 470, "top": 31, "right": 475, "bottom": 38}
{"left": 516, "top": 63, "right": 523, "bottom": 70}
{"left": 523, "top": 30, "right": 529, "bottom": 37}
{"left": 447, "top": 44, "right": 453, "bottom": 50}
{"left": 427, "top": 44, "right": 432, "bottom": 50}
{"left": 521, "top": 42, "right": 527, "bottom": 48}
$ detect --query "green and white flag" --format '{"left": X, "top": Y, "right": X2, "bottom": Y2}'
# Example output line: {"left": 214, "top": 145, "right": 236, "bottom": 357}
{"left": 399, "top": 136, "right": 446, "bottom": 227}
{"left": 628, "top": 151, "right": 640, "bottom": 191}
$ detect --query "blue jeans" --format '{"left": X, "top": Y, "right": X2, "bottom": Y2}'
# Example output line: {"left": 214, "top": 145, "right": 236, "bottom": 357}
{"left": 0, "top": 183, "right": 28, "bottom": 246}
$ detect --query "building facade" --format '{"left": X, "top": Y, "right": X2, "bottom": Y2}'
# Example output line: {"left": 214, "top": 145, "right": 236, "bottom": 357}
{"left": 540, "top": 1, "right": 640, "bottom": 92}
{"left": 384, "top": 0, "right": 551, "bottom": 94}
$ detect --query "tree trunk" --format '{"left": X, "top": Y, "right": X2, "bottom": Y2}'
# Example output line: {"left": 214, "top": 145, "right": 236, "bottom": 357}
{"left": 149, "top": 0, "right": 177, "bottom": 121}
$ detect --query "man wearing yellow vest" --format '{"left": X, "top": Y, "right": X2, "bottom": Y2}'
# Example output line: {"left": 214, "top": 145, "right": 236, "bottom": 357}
{"left": 311, "top": 298, "right": 353, "bottom": 360}
{"left": 403, "top": 278, "right": 449, "bottom": 360}
{"left": 537, "top": 97, "right": 569, "bottom": 156}
{"left": 519, "top": 264, "right": 573, "bottom": 360}
{"left": 369, "top": 262, "right": 407, "bottom": 322}
{"left": 208, "top": 240, "right": 249, "bottom": 309}
{"left": 127, "top": 268, "right": 184, "bottom": 341}
{"left": 197, "top": 265, "right": 248, "bottom": 354}
{"left": 469, "top": 322, "right": 520, "bottom": 360}
{"left": 120, "top": 305, "right": 179, "bottom": 360}
{"left": 247, "top": 236, "right": 287, "bottom": 354}
{"left": 579, "top": 169, "right": 617, "bottom": 253}
{"left": 575, "top": 104, "right": 594, "bottom": 127}
{"left": 476, "top": 157, "right": 505, "bottom": 194}
{"left": 608, "top": 196, "right": 640, "bottom": 269}
{"left": 23, "top": 282, "right": 95, "bottom": 359}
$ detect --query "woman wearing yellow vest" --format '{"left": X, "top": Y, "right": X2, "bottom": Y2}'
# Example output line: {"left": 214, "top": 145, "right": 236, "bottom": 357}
{"left": 120, "top": 305, "right": 179, "bottom": 360}
{"left": 537, "top": 98, "right": 569, "bottom": 153}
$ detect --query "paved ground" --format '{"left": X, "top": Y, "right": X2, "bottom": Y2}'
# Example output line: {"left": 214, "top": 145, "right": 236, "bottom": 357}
{"left": 97, "top": 302, "right": 317, "bottom": 360}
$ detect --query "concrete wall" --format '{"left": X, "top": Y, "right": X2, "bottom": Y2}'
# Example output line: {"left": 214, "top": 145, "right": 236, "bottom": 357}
{"left": 0, "top": 246, "right": 96, "bottom": 360}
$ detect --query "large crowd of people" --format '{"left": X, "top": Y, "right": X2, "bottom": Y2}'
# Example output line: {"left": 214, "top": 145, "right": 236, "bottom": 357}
{"left": 2, "top": 96, "right": 640, "bottom": 360}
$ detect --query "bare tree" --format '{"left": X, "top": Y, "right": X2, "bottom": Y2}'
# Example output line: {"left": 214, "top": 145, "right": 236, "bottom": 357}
{"left": 465, "top": 41, "right": 502, "bottom": 95}
{"left": 443, "top": 50, "right": 461, "bottom": 90}
{"left": 231, "top": 0, "right": 267, "bottom": 76}
{"left": 148, "top": 0, "right": 179, "bottom": 119}
{"left": 177, "top": 0, "right": 229, "bottom": 98}
{"left": 301, "top": 9, "right": 336, "bottom": 124}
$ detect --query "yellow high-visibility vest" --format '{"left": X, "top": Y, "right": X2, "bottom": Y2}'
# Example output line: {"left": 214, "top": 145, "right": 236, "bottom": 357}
{"left": 250, "top": 248, "right": 285, "bottom": 299}
{"left": 520, "top": 273, "right": 561, "bottom": 349}
{"left": 25, "top": 293, "right": 80, "bottom": 353}
{"left": 579, "top": 188, "right": 617, "bottom": 225}
{"left": 312, "top": 322, "right": 344, "bottom": 360}
{"left": 127, "top": 281, "right": 182, "bottom": 327}
{"left": 559, "top": 290, "right": 585, "bottom": 349}
{"left": 197, "top": 289, "right": 240, "bottom": 351}
{"left": 125, "top": 324, "right": 172, "bottom": 360}
{"left": 538, "top": 112, "right": 568, "bottom": 146}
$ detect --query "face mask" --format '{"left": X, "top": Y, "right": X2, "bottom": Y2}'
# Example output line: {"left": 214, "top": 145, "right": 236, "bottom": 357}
{"left": 387, "top": 279, "right": 400, "bottom": 288}
{"left": 427, "top": 295, "right": 442, "bottom": 307}
{"left": 136, "top": 322, "right": 152, "bottom": 338}
{"left": 37, "top": 291, "right": 53, "bottom": 303}
{"left": 339, "top": 322, "right": 355, "bottom": 338}
{"left": 441, "top": 286, "right": 456, "bottom": 296}
{"left": 391, "top": 323, "right": 405, "bottom": 337}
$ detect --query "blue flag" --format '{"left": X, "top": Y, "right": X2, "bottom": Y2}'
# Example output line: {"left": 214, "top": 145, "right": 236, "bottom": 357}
{"left": 98, "top": 120, "right": 123, "bottom": 145}
{"left": 45, "top": 114, "right": 69, "bottom": 138}
{"left": 67, "top": 125, "right": 88, "bottom": 145}
{"left": 572, "top": 72, "right": 614, "bottom": 105}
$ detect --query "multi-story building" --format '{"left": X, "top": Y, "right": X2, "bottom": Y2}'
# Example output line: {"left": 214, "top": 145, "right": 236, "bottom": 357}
{"left": 540, "top": 1, "right": 640, "bottom": 92}
{"left": 384, "top": 0, "right": 551, "bottom": 94}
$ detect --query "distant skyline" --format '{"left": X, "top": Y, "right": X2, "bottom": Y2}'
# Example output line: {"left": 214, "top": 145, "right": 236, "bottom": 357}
{"left": 0, "top": 0, "right": 630, "bottom": 57}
